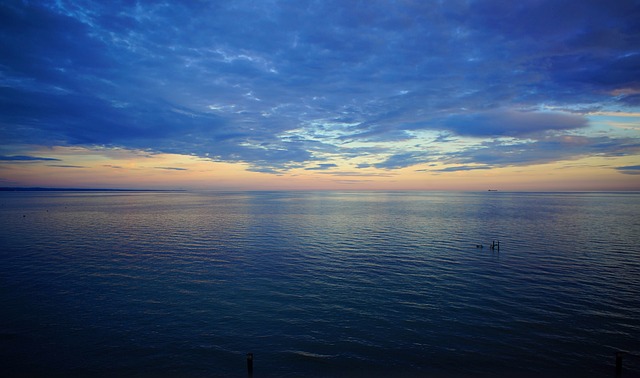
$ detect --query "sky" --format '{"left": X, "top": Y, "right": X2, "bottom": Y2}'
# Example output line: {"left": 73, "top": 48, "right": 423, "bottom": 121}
{"left": 1, "top": 0, "right": 639, "bottom": 191}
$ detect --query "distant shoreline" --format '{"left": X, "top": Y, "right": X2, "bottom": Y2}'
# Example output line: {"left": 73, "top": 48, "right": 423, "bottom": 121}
{"left": 0, "top": 187, "right": 185, "bottom": 192}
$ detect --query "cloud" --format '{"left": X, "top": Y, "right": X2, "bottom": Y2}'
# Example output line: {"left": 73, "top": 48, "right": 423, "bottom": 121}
{"left": 305, "top": 163, "right": 337, "bottom": 171}
{"left": 0, "top": 155, "right": 61, "bottom": 162}
{"left": 616, "top": 165, "right": 640, "bottom": 175}
{"left": 315, "top": 171, "right": 395, "bottom": 177}
{"left": 618, "top": 94, "right": 640, "bottom": 107}
{"left": 47, "top": 164, "right": 86, "bottom": 168}
{"left": 444, "top": 136, "right": 640, "bottom": 168}
{"left": 430, "top": 166, "right": 492, "bottom": 173}
{"left": 374, "top": 152, "right": 431, "bottom": 170}
{"left": 1, "top": 0, "right": 639, "bottom": 174}
{"left": 440, "top": 110, "right": 588, "bottom": 137}
{"left": 155, "top": 167, "right": 188, "bottom": 171}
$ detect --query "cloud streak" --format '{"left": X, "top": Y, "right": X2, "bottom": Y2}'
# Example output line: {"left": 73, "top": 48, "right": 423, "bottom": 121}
{"left": 0, "top": 155, "right": 61, "bottom": 162}
{"left": 616, "top": 165, "right": 640, "bottom": 175}
{"left": 155, "top": 167, "right": 188, "bottom": 171}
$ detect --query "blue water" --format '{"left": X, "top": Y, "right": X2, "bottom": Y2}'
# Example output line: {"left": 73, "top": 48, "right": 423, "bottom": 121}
{"left": 1, "top": 191, "right": 639, "bottom": 377}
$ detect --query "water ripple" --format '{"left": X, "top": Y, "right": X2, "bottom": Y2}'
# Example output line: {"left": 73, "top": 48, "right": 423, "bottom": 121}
{"left": 1, "top": 191, "right": 639, "bottom": 377}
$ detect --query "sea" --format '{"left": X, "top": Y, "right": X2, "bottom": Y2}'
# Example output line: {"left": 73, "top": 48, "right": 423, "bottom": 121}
{"left": 0, "top": 190, "right": 639, "bottom": 377}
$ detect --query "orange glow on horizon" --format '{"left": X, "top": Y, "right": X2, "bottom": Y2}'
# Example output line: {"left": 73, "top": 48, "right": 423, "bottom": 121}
{"left": 1, "top": 146, "right": 638, "bottom": 191}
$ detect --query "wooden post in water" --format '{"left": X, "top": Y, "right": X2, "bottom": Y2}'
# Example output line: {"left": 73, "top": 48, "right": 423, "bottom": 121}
{"left": 247, "top": 353, "right": 254, "bottom": 377}
{"left": 616, "top": 352, "right": 623, "bottom": 377}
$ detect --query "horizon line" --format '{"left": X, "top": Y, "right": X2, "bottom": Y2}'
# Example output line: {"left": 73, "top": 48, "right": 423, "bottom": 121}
{"left": 1, "top": 187, "right": 638, "bottom": 194}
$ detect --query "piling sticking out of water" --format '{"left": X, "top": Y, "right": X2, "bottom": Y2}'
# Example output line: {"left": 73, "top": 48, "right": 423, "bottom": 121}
{"left": 247, "top": 353, "right": 254, "bottom": 377}
{"left": 616, "top": 352, "right": 624, "bottom": 377}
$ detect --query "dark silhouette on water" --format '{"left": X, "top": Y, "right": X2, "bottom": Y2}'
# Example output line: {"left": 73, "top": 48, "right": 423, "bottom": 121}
{"left": 616, "top": 351, "right": 624, "bottom": 378}
{"left": 247, "top": 353, "right": 254, "bottom": 377}
{"left": 476, "top": 240, "right": 500, "bottom": 250}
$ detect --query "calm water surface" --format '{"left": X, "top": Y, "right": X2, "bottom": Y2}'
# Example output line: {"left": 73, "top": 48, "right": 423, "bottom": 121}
{"left": 1, "top": 191, "right": 639, "bottom": 377}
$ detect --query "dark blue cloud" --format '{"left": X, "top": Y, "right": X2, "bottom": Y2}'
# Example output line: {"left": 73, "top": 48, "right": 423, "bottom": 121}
{"left": 305, "top": 163, "right": 338, "bottom": 171}
{"left": 616, "top": 165, "right": 640, "bottom": 175}
{"left": 440, "top": 110, "right": 588, "bottom": 137}
{"left": 374, "top": 152, "right": 431, "bottom": 170}
{"left": 1, "top": 0, "right": 639, "bottom": 172}
{"left": 619, "top": 94, "right": 640, "bottom": 106}
{"left": 445, "top": 136, "right": 640, "bottom": 168}
{"left": 430, "top": 166, "right": 492, "bottom": 173}
{"left": 0, "top": 155, "right": 60, "bottom": 161}
{"left": 48, "top": 164, "right": 86, "bottom": 168}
